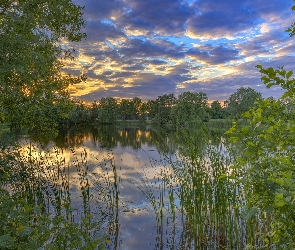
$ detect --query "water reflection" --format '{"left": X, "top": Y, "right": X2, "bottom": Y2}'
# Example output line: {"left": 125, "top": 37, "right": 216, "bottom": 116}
{"left": 3, "top": 124, "right": 266, "bottom": 249}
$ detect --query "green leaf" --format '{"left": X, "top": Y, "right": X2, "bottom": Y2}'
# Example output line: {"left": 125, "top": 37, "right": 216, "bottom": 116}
{"left": 218, "top": 174, "right": 227, "bottom": 180}
{"left": 266, "top": 83, "right": 275, "bottom": 88}
{"left": 229, "top": 137, "right": 239, "bottom": 143}
{"left": 274, "top": 193, "right": 286, "bottom": 207}
{"left": 275, "top": 179, "right": 285, "bottom": 186}
{"left": 19, "top": 227, "right": 34, "bottom": 238}
{"left": 241, "top": 207, "right": 258, "bottom": 220}
{"left": 286, "top": 70, "right": 293, "bottom": 79}
{"left": 256, "top": 64, "right": 262, "bottom": 69}
{"left": 0, "top": 234, "right": 15, "bottom": 249}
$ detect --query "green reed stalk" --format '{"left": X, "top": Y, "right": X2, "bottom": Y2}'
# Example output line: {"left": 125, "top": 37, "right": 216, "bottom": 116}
{"left": 1, "top": 143, "right": 107, "bottom": 249}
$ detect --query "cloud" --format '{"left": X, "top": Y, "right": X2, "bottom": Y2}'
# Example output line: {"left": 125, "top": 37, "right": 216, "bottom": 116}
{"left": 118, "top": 38, "right": 185, "bottom": 59}
{"left": 117, "top": 0, "right": 194, "bottom": 36}
{"left": 78, "top": 73, "right": 180, "bottom": 101}
{"left": 186, "top": 0, "right": 257, "bottom": 39}
{"left": 187, "top": 0, "right": 293, "bottom": 39}
{"left": 187, "top": 45, "right": 241, "bottom": 64}
{"left": 85, "top": 21, "right": 127, "bottom": 42}
{"left": 73, "top": 0, "right": 125, "bottom": 20}
{"left": 65, "top": 0, "right": 295, "bottom": 102}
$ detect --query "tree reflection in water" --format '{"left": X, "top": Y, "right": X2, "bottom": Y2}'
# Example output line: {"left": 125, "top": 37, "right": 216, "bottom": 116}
{"left": 2, "top": 123, "right": 269, "bottom": 249}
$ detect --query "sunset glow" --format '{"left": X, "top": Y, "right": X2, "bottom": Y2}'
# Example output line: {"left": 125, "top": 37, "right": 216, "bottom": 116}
{"left": 66, "top": 0, "right": 294, "bottom": 102}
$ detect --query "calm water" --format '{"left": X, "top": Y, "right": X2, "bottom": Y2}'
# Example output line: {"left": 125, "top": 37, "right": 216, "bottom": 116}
{"left": 5, "top": 124, "right": 261, "bottom": 249}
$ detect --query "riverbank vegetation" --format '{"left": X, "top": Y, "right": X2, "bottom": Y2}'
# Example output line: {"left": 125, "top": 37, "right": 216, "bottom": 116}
{"left": 61, "top": 87, "right": 262, "bottom": 127}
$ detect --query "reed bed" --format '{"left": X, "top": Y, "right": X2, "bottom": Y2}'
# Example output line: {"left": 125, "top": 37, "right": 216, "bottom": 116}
{"left": 0, "top": 141, "right": 117, "bottom": 249}
{"left": 138, "top": 127, "right": 272, "bottom": 249}
{"left": 1, "top": 127, "right": 279, "bottom": 249}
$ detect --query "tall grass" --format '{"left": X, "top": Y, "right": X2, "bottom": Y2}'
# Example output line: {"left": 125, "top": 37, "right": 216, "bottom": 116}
{"left": 0, "top": 141, "right": 121, "bottom": 249}
{"left": 1, "top": 126, "right": 279, "bottom": 249}
{"left": 138, "top": 126, "right": 272, "bottom": 249}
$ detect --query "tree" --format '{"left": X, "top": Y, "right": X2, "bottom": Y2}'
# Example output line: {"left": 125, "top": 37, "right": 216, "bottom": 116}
{"left": 90, "top": 100, "right": 100, "bottom": 122}
{"left": 152, "top": 94, "right": 176, "bottom": 126}
{"left": 97, "top": 97, "right": 119, "bottom": 124}
{"left": 209, "top": 100, "right": 224, "bottom": 119}
{"left": 146, "top": 100, "right": 157, "bottom": 119}
{"left": 0, "top": 0, "right": 86, "bottom": 134}
{"left": 224, "top": 87, "right": 262, "bottom": 119}
{"left": 129, "top": 97, "right": 142, "bottom": 120}
{"left": 119, "top": 99, "right": 131, "bottom": 120}
{"left": 138, "top": 101, "right": 150, "bottom": 122}
{"left": 68, "top": 100, "right": 91, "bottom": 124}
{"left": 227, "top": 4, "right": 295, "bottom": 246}
{"left": 172, "top": 91, "right": 209, "bottom": 125}
{"left": 228, "top": 70, "right": 295, "bottom": 246}
{"left": 118, "top": 97, "right": 142, "bottom": 120}
{"left": 286, "top": 4, "right": 295, "bottom": 37}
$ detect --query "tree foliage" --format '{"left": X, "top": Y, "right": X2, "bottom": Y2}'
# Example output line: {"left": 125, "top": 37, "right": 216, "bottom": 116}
{"left": 152, "top": 94, "right": 176, "bottom": 126}
{"left": 119, "top": 99, "right": 131, "bottom": 121}
{"left": 228, "top": 72, "right": 295, "bottom": 246}
{"left": 97, "top": 97, "right": 119, "bottom": 124}
{"left": 172, "top": 91, "right": 209, "bottom": 124}
{"left": 209, "top": 100, "right": 224, "bottom": 119}
{"left": 286, "top": 4, "right": 295, "bottom": 37}
{"left": 224, "top": 87, "right": 262, "bottom": 119}
{"left": 227, "top": 4, "right": 295, "bottom": 246}
{"left": 117, "top": 97, "right": 143, "bottom": 121}
{"left": 0, "top": 0, "right": 86, "bottom": 134}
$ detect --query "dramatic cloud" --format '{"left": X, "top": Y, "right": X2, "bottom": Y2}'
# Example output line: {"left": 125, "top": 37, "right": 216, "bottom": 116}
{"left": 187, "top": 45, "right": 241, "bottom": 64}
{"left": 117, "top": 0, "right": 194, "bottom": 36}
{"left": 187, "top": 0, "right": 292, "bottom": 39}
{"left": 67, "top": 0, "right": 295, "bottom": 102}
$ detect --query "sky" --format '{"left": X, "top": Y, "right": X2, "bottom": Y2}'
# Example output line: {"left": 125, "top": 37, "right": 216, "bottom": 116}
{"left": 65, "top": 0, "right": 295, "bottom": 102}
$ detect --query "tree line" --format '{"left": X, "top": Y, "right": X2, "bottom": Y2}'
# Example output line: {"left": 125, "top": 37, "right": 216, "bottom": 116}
{"left": 65, "top": 87, "right": 263, "bottom": 126}
{"left": 0, "top": 0, "right": 266, "bottom": 132}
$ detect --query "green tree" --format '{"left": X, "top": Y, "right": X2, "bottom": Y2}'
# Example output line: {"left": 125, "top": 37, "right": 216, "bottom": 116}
{"left": 98, "top": 97, "right": 119, "bottom": 124}
{"left": 119, "top": 99, "right": 130, "bottom": 120}
{"left": 172, "top": 91, "right": 209, "bottom": 125}
{"left": 90, "top": 100, "right": 100, "bottom": 122}
{"left": 227, "top": 3, "right": 295, "bottom": 246}
{"left": 138, "top": 101, "right": 150, "bottom": 122}
{"left": 152, "top": 94, "right": 176, "bottom": 126}
{"left": 146, "top": 100, "right": 157, "bottom": 119}
{"left": 0, "top": 0, "right": 86, "bottom": 134}
{"left": 118, "top": 98, "right": 142, "bottom": 120}
{"left": 68, "top": 100, "right": 91, "bottom": 124}
{"left": 129, "top": 97, "right": 142, "bottom": 120}
{"left": 286, "top": 4, "right": 295, "bottom": 37}
{"left": 228, "top": 70, "right": 295, "bottom": 246}
{"left": 224, "top": 87, "right": 262, "bottom": 119}
{"left": 209, "top": 100, "right": 225, "bottom": 119}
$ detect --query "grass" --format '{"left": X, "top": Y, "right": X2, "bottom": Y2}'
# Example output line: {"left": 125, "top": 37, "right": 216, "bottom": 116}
{"left": 137, "top": 126, "right": 272, "bottom": 249}
{"left": 0, "top": 142, "right": 119, "bottom": 249}
{"left": 0, "top": 124, "right": 10, "bottom": 133}
{"left": 0, "top": 124, "right": 280, "bottom": 249}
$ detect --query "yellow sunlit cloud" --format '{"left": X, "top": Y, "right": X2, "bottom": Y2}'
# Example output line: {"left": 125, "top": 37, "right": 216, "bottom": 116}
{"left": 197, "top": 65, "right": 238, "bottom": 80}
{"left": 259, "top": 23, "right": 272, "bottom": 33}
{"left": 68, "top": 79, "right": 105, "bottom": 97}
{"left": 186, "top": 28, "right": 238, "bottom": 41}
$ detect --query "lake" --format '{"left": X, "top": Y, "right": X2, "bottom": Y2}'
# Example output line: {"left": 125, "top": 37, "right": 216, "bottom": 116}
{"left": 4, "top": 124, "right": 267, "bottom": 249}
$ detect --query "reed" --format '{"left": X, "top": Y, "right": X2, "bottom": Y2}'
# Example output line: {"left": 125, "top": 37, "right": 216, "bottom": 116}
{"left": 0, "top": 142, "right": 109, "bottom": 249}
{"left": 139, "top": 125, "right": 271, "bottom": 249}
